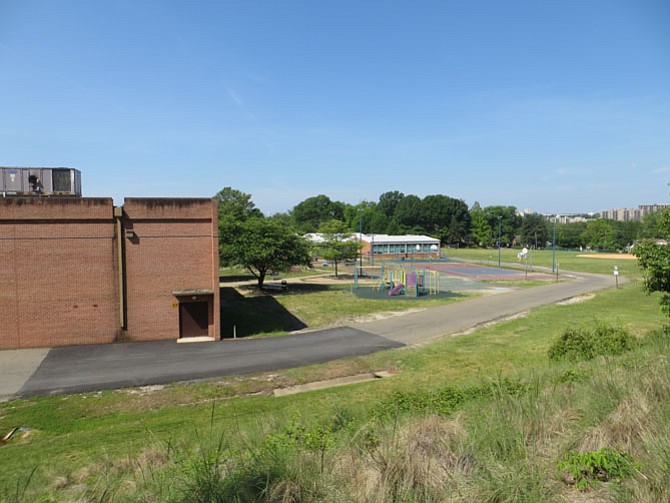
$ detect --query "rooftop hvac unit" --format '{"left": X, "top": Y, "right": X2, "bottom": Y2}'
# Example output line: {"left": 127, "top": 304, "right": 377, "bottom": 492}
{"left": 0, "top": 167, "right": 82, "bottom": 196}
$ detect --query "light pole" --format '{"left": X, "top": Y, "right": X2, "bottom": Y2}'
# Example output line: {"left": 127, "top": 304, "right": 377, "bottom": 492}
{"left": 358, "top": 208, "right": 363, "bottom": 269}
{"left": 498, "top": 216, "right": 502, "bottom": 268}
{"left": 371, "top": 235, "right": 374, "bottom": 266}
{"left": 552, "top": 215, "right": 557, "bottom": 273}
{"left": 614, "top": 265, "right": 619, "bottom": 289}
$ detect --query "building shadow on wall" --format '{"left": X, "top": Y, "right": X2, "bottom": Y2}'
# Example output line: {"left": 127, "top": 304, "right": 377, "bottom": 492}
{"left": 220, "top": 287, "right": 308, "bottom": 339}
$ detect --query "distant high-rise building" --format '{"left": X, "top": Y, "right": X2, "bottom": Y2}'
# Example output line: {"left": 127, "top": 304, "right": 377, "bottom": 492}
{"left": 601, "top": 204, "right": 670, "bottom": 222}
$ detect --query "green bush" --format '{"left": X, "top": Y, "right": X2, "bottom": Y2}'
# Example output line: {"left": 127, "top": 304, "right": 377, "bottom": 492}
{"left": 548, "top": 327, "right": 593, "bottom": 361}
{"left": 557, "top": 447, "right": 639, "bottom": 490}
{"left": 548, "top": 322, "right": 636, "bottom": 362}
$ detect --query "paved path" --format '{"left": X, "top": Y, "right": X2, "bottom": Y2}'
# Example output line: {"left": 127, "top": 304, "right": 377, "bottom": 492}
{"left": 357, "top": 271, "right": 617, "bottom": 345}
{"left": 2, "top": 269, "right": 620, "bottom": 398}
{"left": 0, "top": 348, "right": 50, "bottom": 398}
{"left": 17, "top": 328, "right": 401, "bottom": 397}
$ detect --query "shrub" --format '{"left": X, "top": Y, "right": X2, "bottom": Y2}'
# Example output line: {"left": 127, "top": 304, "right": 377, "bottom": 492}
{"left": 548, "top": 327, "right": 594, "bottom": 361}
{"left": 593, "top": 321, "right": 636, "bottom": 356}
{"left": 557, "top": 447, "right": 639, "bottom": 490}
{"left": 548, "top": 322, "right": 636, "bottom": 362}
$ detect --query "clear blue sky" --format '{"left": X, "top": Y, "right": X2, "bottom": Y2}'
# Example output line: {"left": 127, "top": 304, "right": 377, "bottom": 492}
{"left": 1, "top": 1, "right": 669, "bottom": 215}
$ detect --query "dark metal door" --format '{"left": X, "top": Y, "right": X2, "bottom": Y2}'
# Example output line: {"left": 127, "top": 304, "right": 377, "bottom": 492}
{"left": 179, "top": 302, "right": 209, "bottom": 338}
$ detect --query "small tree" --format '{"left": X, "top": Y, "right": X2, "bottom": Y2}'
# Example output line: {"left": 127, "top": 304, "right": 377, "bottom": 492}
{"left": 634, "top": 209, "right": 670, "bottom": 316}
{"left": 221, "top": 217, "right": 311, "bottom": 288}
{"left": 317, "top": 220, "right": 361, "bottom": 277}
{"left": 469, "top": 202, "right": 492, "bottom": 247}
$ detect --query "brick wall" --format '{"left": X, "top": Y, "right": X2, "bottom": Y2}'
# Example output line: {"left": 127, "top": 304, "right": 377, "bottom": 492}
{"left": 0, "top": 198, "right": 119, "bottom": 349}
{"left": 0, "top": 196, "right": 220, "bottom": 349}
{"left": 123, "top": 198, "right": 220, "bottom": 342}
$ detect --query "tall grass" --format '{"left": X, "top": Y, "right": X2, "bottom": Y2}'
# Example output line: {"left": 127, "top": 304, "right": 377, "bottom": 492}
{"left": 2, "top": 282, "right": 667, "bottom": 502}
{"left": 111, "top": 326, "right": 670, "bottom": 503}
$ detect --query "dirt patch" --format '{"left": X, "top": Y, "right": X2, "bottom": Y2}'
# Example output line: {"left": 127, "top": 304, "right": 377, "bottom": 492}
{"left": 124, "top": 384, "right": 165, "bottom": 395}
{"left": 449, "top": 311, "right": 529, "bottom": 337}
{"left": 557, "top": 294, "right": 595, "bottom": 305}
{"left": 345, "top": 308, "right": 426, "bottom": 324}
{"left": 577, "top": 253, "right": 636, "bottom": 260}
{"left": 300, "top": 274, "right": 355, "bottom": 285}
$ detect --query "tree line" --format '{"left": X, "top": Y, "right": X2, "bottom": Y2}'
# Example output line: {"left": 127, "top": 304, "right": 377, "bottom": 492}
{"left": 215, "top": 186, "right": 665, "bottom": 286}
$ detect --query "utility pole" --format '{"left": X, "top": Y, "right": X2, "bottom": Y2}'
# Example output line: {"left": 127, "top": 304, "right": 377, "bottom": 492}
{"left": 498, "top": 216, "right": 502, "bottom": 268}
{"left": 358, "top": 208, "right": 363, "bottom": 269}
{"left": 552, "top": 215, "right": 557, "bottom": 273}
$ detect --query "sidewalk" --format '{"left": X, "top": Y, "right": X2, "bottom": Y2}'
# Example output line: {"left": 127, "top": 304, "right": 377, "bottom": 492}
{"left": 0, "top": 348, "right": 50, "bottom": 400}
{"left": 357, "top": 270, "right": 616, "bottom": 345}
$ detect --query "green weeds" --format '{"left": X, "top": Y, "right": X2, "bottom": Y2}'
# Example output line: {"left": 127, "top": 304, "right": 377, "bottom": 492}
{"left": 557, "top": 448, "right": 639, "bottom": 490}
{"left": 548, "top": 321, "right": 636, "bottom": 361}
{"left": 371, "top": 378, "right": 529, "bottom": 420}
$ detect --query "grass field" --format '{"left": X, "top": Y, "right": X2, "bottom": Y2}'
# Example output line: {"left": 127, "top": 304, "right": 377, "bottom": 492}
{"left": 2, "top": 251, "right": 666, "bottom": 502}
{"left": 446, "top": 247, "right": 640, "bottom": 277}
{"left": 221, "top": 282, "right": 474, "bottom": 338}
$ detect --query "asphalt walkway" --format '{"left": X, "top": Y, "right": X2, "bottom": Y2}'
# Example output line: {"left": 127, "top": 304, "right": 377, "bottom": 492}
{"left": 16, "top": 327, "right": 401, "bottom": 397}
{"left": 357, "top": 271, "right": 616, "bottom": 345}
{"left": 1, "top": 269, "right": 620, "bottom": 398}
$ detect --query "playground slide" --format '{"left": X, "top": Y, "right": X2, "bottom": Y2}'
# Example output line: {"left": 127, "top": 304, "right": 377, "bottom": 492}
{"left": 388, "top": 283, "right": 404, "bottom": 296}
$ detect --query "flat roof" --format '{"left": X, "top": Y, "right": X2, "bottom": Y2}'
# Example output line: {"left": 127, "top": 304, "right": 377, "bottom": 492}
{"left": 355, "top": 233, "right": 440, "bottom": 245}
{"left": 304, "top": 233, "right": 440, "bottom": 245}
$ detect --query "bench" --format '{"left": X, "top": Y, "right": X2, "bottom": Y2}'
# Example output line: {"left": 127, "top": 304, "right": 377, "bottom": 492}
{"left": 263, "top": 281, "right": 288, "bottom": 292}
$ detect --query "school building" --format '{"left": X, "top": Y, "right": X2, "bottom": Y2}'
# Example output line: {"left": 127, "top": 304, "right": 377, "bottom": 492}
{"left": 0, "top": 191, "right": 220, "bottom": 349}
{"left": 356, "top": 234, "right": 441, "bottom": 260}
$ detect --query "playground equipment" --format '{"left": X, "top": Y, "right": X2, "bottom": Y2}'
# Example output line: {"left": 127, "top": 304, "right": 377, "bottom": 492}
{"left": 355, "top": 263, "right": 442, "bottom": 298}
{"left": 388, "top": 283, "right": 404, "bottom": 296}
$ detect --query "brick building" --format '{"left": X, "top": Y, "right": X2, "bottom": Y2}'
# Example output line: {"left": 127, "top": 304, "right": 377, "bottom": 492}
{"left": 0, "top": 196, "right": 220, "bottom": 349}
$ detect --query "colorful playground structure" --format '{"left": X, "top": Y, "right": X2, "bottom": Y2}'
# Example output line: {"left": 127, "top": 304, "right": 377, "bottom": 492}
{"left": 352, "top": 258, "right": 559, "bottom": 299}
{"left": 353, "top": 263, "right": 442, "bottom": 297}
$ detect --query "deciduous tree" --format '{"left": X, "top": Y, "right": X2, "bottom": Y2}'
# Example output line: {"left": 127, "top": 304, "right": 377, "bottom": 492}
{"left": 215, "top": 187, "right": 264, "bottom": 266}
{"left": 394, "top": 194, "right": 423, "bottom": 231}
{"left": 317, "top": 219, "right": 361, "bottom": 277}
{"left": 378, "top": 191, "right": 405, "bottom": 218}
{"left": 557, "top": 221, "right": 587, "bottom": 249}
{"left": 581, "top": 219, "right": 616, "bottom": 250}
{"left": 519, "top": 213, "right": 549, "bottom": 248}
{"left": 214, "top": 186, "right": 262, "bottom": 222}
{"left": 483, "top": 206, "right": 521, "bottom": 246}
{"left": 469, "top": 202, "right": 492, "bottom": 247}
{"left": 221, "top": 217, "right": 311, "bottom": 288}
{"left": 635, "top": 209, "right": 670, "bottom": 316}
{"left": 291, "top": 195, "right": 345, "bottom": 233}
